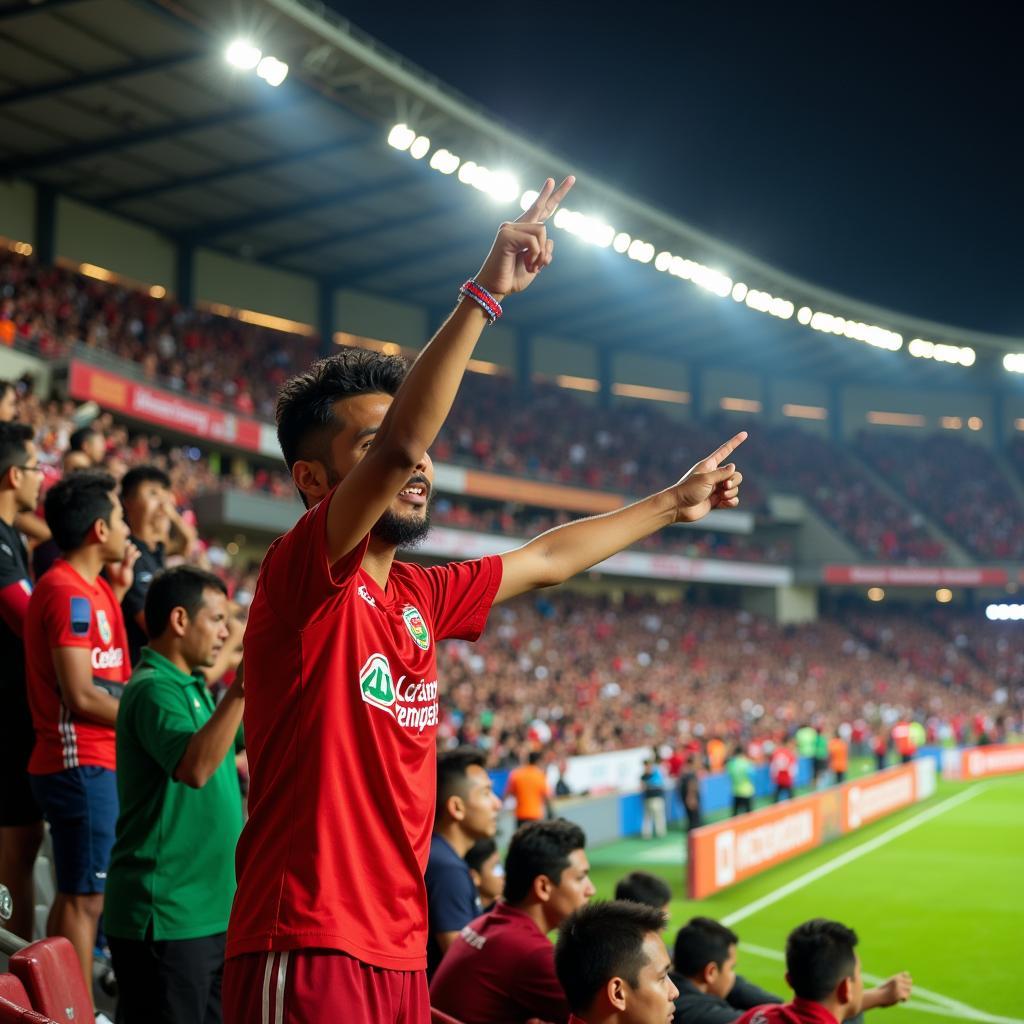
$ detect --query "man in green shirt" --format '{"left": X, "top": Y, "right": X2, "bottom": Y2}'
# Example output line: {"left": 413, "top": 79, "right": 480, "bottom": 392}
{"left": 105, "top": 566, "right": 244, "bottom": 1024}
{"left": 726, "top": 747, "right": 755, "bottom": 817}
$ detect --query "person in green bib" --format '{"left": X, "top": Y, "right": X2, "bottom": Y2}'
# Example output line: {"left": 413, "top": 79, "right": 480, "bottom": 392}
{"left": 105, "top": 566, "right": 244, "bottom": 1024}
{"left": 726, "top": 747, "right": 755, "bottom": 816}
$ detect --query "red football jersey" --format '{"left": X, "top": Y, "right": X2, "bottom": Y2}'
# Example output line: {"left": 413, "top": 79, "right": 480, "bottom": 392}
{"left": 25, "top": 560, "right": 129, "bottom": 774}
{"left": 227, "top": 492, "right": 503, "bottom": 971}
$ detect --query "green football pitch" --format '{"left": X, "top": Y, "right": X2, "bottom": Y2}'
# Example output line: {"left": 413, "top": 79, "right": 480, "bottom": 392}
{"left": 587, "top": 774, "right": 1022, "bottom": 1024}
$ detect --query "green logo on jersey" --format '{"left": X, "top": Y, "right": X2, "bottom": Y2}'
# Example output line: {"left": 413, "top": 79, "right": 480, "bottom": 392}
{"left": 403, "top": 605, "right": 430, "bottom": 651}
{"left": 359, "top": 653, "right": 396, "bottom": 713}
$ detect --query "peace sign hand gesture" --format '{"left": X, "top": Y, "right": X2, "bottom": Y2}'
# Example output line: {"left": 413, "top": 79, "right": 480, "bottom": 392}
{"left": 474, "top": 175, "right": 575, "bottom": 300}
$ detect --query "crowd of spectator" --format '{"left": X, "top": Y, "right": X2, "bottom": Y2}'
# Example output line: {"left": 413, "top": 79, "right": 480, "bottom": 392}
{"left": 437, "top": 592, "right": 1019, "bottom": 768}
{"left": 857, "top": 430, "right": 1024, "bottom": 561}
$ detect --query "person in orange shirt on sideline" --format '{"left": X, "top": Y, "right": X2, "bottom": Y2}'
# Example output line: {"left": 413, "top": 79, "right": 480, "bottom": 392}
{"left": 506, "top": 751, "right": 551, "bottom": 826}
{"left": 706, "top": 737, "right": 727, "bottom": 775}
{"left": 828, "top": 732, "right": 849, "bottom": 784}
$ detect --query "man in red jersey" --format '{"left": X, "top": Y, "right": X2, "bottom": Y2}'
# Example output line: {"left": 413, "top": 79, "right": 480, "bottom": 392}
{"left": 25, "top": 469, "right": 137, "bottom": 998}
{"left": 223, "top": 176, "right": 747, "bottom": 1023}
{"left": 770, "top": 739, "right": 797, "bottom": 802}
{"left": 734, "top": 920, "right": 911, "bottom": 1024}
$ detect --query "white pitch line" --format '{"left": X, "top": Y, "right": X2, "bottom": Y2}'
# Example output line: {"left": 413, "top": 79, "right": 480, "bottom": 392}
{"left": 740, "top": 943, "right": 1022, "bottom": 1024}
{"left": 721, "top": 784, "right": 986, "bottom": 928}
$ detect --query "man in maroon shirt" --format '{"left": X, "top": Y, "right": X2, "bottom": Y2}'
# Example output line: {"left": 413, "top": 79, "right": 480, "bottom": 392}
{"left": 224, "top": 174, "right": 747, "bottom": 1023}
{"left": 430, "top": 819, "right": 596, "bottom": 1023}
{"left": 734, "top": 920, "right": 911, "bottom": 1024}
{"left": 555, "top": 900, "right": 678, "bottom": 1024}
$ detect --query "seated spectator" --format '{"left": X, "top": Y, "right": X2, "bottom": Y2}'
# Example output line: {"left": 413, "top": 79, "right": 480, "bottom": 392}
{"left": 672, "top": 918, "right": 782, "bottom": 1024}
{"left": 613, "top": 872, "right": 671, "bottom": 918}
{"left": 426, "top": 746, "right": 501, "bottom": 977}
{"left": 554, "top": 900, "right": 677, "bottom": 1024}
{"left": 466, "top": 837, "right": 505, "bottom": 913}
{"left": 430, "top": 818, "right": 596, "bottom": 1024}
{"left": 733, "top": 919, "right": 912, "bottom": 1024}
{"left": 105, "top": 566, "right": 245, "bottom": 1024}
{"left": 24, "top": 470, "right": 136, "bottom": 1002}
{"left": 69, "top": 425, "right": 106, "bottom": 467}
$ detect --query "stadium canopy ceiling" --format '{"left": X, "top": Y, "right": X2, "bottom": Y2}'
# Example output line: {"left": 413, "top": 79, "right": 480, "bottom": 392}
{"left": 1, "top": 0, "right": 1020, "bottom": 388}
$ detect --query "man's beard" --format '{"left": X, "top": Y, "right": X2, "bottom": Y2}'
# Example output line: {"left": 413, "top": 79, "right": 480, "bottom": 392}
{"left": 371, "top": 506, "right": 432, "bottom": 548}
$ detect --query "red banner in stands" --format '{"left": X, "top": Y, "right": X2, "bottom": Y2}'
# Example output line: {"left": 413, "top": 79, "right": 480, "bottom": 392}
{"left": 822, "top": 565, "right": 1008, "bottom": 587}
{"left": 67, "top": 360, "right": 280, "bottom": 458}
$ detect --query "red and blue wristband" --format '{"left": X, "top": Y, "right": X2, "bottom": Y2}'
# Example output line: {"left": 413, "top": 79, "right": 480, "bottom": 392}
{"left": 460, "top": 279, "right": 502, "bottom": 324}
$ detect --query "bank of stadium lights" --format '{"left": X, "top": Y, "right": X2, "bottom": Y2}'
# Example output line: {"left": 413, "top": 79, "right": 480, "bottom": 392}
{"left": 384, "top": 123, "right": 977, "bottom": 358}
{"left": 224, "top": 39, "right": 288, "bottom": 86}
{"left": 1003, "top": 353, "right": 1024, "bottom": 373}
{"left": 908, "top": 337, "right": 976, "bottom": 367}
{"left": 986, "top": 603, "right": 1024, "bottom": 621}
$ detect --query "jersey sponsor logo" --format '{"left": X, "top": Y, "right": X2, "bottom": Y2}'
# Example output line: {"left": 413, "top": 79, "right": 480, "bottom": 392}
{"left": 358, "top": 651, "right": 440, "bottom": 732}
{"left": 70, "top": 596, "right": 92, "bottom": 636}
{"left": 359, "top": 653, "right": 396, "bottom": 711}
{"left": 402, "top": 605, "right": 430, "bottom": 650}
{"left": 357, "top": 584, "right": 377, "bottom": 607}
{"left": 91, "top": 646, "right": 125, "bottom": 670}
{"left": 96, "top": 609, "right": 113, "bottom": 645}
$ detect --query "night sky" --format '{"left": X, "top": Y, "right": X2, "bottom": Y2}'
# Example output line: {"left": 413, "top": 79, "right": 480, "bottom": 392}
{"left": 325, "top": 3, "right": 1022, "bottom": 336}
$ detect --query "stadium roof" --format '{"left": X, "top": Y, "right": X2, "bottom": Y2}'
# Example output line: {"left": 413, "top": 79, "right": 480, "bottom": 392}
{"left": 1, "top": 0, "right": 1021, "bottom": 387}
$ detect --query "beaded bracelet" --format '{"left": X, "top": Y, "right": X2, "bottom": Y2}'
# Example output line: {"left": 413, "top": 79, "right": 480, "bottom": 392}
{"left": 460, "top": 279, "right": 503, "bottom": 324}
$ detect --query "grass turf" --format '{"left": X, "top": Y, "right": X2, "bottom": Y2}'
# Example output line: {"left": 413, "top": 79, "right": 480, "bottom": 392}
{"left": 586, "top": 774, "right": 1023, "bottom": 1023}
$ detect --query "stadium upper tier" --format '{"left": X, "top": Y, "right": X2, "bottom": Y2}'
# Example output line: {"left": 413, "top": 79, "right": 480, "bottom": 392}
{"left": 12, "top": 250, "right": 1024, "bottom": 566}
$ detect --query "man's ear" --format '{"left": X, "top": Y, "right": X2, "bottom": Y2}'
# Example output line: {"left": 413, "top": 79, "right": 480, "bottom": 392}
{"left": 607, "top": 976, "right": 628, "bottom": 1012}
{"left": 837, "top": 976, "right": 853, "bottom": 1007}
{"left": 292, "top": 460, "right": 327, "bottom": 503}
{"left": 533, "top": 873, "right": 553, "bottom": 904}
{"left": 703, "top": 961, "right": 719, "bottom": 987}
{"left": 445, "top": 793, "right": 466, "bottom": 823}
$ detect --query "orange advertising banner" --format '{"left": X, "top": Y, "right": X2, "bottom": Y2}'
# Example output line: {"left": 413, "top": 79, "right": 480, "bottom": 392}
{"left": 687, "top": 764, "right": 918, "bottom": 899}
{"left": 958, "top": 744, "right": 1024, "bottom": 780}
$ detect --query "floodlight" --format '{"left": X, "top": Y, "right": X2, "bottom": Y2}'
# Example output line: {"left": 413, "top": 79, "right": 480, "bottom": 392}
{"left": 520, "top": 190, "right": 539, "bottom": 211}
{"left": 388, "top": 124, "right": 415, "bottom": 151}
{"left": 430, "top": 149, "right": 460, "bottom": 174}
{"left": 612, "top": 232, "right": 631, "bottom": 254}
{"left": 256, "top": 55, "right": 288, "bottom": 87}
{"left": 409, "top": 135, "right": 430, "bottom": 160}
{"left": 655, "top": 251, "right": 672, "bottom": 272}
{"left": 458, "top": 161, "right": 478, "bottom": 184}
{"left": 226, "top": 39, "right": 261, "bottom": 70}
{"left": 487, "top": 172, "right": 520, "bottom": 203}
{"left": 731, "top": 282, "right": 748, "bottom": 302}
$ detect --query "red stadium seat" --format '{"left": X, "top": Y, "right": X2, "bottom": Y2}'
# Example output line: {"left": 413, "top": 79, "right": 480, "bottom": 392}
{"left": 431, "top": 1009, "right": 467, "bottom": 1024}
{"left": 8, "top": 938, "right": 90, "bottom": 1023}
{"left": 0, "top": 979, "right": 30, "bottom": 1008}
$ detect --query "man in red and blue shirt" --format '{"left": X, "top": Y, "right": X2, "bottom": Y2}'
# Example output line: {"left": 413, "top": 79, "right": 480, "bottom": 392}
{"left": 25, "top": 469, "right": 137, "bottom": 997}
{"left": 224, "top": 177, "right": 747, "bottom": 1023}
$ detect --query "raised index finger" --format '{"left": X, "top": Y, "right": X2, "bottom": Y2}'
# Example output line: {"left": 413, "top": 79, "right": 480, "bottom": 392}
{"left": 518, "top": 175, "right": 575, "bottom": 224}
{"left": 703, "top": 431, "right": 748, "bottom": 469}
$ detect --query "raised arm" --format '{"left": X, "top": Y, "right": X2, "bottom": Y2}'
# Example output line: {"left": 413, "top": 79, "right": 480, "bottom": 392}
{"left": 323, "top": 176, "right": 575, "bottom": 565}
{"left": 496, "top": 432, "right": 746, "bottom": 603}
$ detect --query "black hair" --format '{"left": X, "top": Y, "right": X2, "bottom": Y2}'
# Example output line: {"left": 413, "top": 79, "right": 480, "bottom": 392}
{"left": 436, "top": 746, "right": 487, "bottom": 817}
{"left": 674, "top": 917, "right": 739, "bottom": 978}
{"left": 121, "top": 465, "right": 171, "bottom": 504}
{"left": 504, "top": 818, "right": 586, "bottom": 905}
{"left": 69, "top": 426, "right": 101, "bottom": 453}
{"left": 144, "top": 565, "right": 228, "bottom": 639}
{"left": 785, "top": 919, "right": 858, "bottom": 1002}
{"left": 556, "top": 900, "right": 668, "bottom": 1013}
{"left": 43, "top": 469, "right": 116, "bottom": 552}
{"left": 465, "top": 837, "right": 498, "bottom": 874}
{"left": 528, "top": 750, "right": 542, "bottom": 766}
{"left": 275, "top": 348, "right": 407, "bottom": 473}
{"left": 0, "top": 421, "right": 33, "bottom": 478}
{"left": 614, "top": 871, "right": 672, "bottom": 910}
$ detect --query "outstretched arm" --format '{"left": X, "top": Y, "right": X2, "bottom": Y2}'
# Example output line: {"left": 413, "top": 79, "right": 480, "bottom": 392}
{"left": 495, "top": 432, "right": 746, "bottom": 603}
{"left": 323, "top": 176, "right": 575, "bottom": 564}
